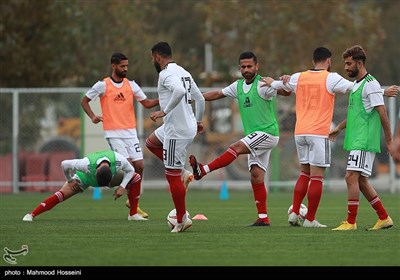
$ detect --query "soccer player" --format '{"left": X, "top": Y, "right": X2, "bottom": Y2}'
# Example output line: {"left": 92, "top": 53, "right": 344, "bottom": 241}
{"left": 147, "top": 42, "right": 205, "bottom": 233}
{"left": 263, "top": 47, "right": 398, "bottom": 228}
{"left": 81, "top": 53, "right": 159, "bottom": 219}
{"left": 22, "top": 150, "right": 141, "bottom": 222}
{"left": 189, "top": 51, "right": 290, "bottom": 226}
{"left": 329, "top": 45, "right": 394, "bottom": 231}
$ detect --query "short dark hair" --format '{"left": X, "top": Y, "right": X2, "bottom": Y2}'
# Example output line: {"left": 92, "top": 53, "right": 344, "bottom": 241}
{"left": 313, "top": 47, "right": 332, "bottom": 63}
{"left": 151, "top": 42, "right": 172, "bottom": 57}
{"left": 96, "top": 165, "right": 112, "bottom": 186}
{"left": 342, "top": 45, "right": 366, "bottom": 64}
{"left": 239, "top": 51, "right": 257, "bottom": 63}
{"left": 111, "top": 53, "right": 128, "bottom": 64}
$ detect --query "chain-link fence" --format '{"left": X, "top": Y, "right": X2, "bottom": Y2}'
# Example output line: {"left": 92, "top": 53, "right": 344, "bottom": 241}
{"left": 0, "top": 88, "right": 398, "bottom": 194}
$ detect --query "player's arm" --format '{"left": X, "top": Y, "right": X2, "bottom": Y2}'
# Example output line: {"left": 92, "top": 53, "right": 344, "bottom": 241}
{"left": 392, "top": 114, "right": 400, "bottom": 163}
{"left": 113, "top": 156, "right": 136, "bottom": 200}
{"left": 132, "top": 81, "right": 160, "bottom": 109}
{"left": 151, "top": 75, "right": 186, "bottom": 122}
{"left": 261, "top": 75, "right": 294, "bottom": 94}
{"left": 376, "top": 105, "right": 393, "bottom": 156}
{"left": 119, "top": 158, "right": 136, "bottom": 189}
{"left": 140, "top": 98, "right": 159, "bottom": 109}
{"left": 328, "top": 119, "right": 347, "bottom": 142}
{"left": 61, "top": 158, "right": 83, "bottom": 183}
{"left": 383, "top": 85, "right": 399, "bottom": 97}
{"left": 203, "top": 89, "right": 225, "bottom": 101}
{"left": 191, "top": 84, "right": 206, "bottom": 134}
{"left": 80, "top": 86, "right": 103, "bottom": 124}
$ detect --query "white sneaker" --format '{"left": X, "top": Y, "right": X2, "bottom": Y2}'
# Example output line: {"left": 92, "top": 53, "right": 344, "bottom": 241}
{"left": 288, "top": 212, "right": 300, "bottom": 226}
{"left": 22, "top": 213, "right": 33, "bottom": 222}
{"left": 171, "top": 213, "right": 192, "bottom": 233}
{"left": 128, "top": 214, "right": 148, "bottom": 221}
{"left": 182, "top": 169, "right": 194, "bottom": 191}
{"left": 303, "top": 219, "right": 327, "bottom": 228}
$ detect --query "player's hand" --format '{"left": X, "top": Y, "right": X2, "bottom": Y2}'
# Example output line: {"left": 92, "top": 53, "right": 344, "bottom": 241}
{"left": 113, "top": 186, "right": 125, "bottom": 200}
{"left": 260, "top": 77, "right": 274, "bottom": 87}
{"left": 279, "top": 75, "right": 291, "bottom": 84}
{"left": 391, "top": 137, "right": 400, "bottom": 164}
{"left": 150, "top": 111, "right": 166, "bottom": 122}
{"left": 328, "top": 127, "right": 341, "bottom": 142}
{"left": 197, "top": 122, "right": 204, "bottom": 134}
{"left": 386, "top": 141, "right": 394, "bottom": 159}
{"left": 383, "top": 85, "right": 399, "bottom": 97}
{"left": 91, "top": 115, "right": 103, "bottom": 124}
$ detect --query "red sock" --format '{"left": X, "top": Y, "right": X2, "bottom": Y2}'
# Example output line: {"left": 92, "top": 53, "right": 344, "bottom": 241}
{"left": 347, "top": 199, "right": 359, "bottom": 224}
{"left": 208, "top": 147, "right": 238, "bottom": 173}
{"left": 146, "top": 137, "right": 163, "bottom": 161}
{"left": 292, "top": 171, "right": 310, "bottom": 214}
{"left": 251, "top": 182, "right": 267, "bottom": 215}
{"left": 306, "top": 176, "right": 323, "bottom": 221}
{"left": 166, "top": 169, "right": 186, "bottom": 223}
{"left": 369, "top": 196, "right": 388, "bottom": 220}
{"left": 31, "top": 191, "right": 64, "bottom": 217}
{"left": 127, "top": 173, "right": 141, "bottom": 216}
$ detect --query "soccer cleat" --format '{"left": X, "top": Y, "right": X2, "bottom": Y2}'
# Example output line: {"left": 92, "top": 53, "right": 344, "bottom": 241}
{"left": 137, "top": 206, "right": 149, "bottom": 218}
{"left": 125, "top": 201, "right": 149, "bottom": 218}
{"left": 171, "top": 213, "right": 192, "bottom": 233}
{"left": 182, "top": 169, "right": 194, "bottom": 191}
{"left": 367, "top": 216, "right": 393, "bottom": 231}
{"left": 189, "top": 155, "right": 205, "bottom": 180}
{"left": 332, "top": 221, "right": 357, "bottom": 231}
{"left": 288, "top": 212, "right": 301, "bottom": 227}
{"left": 128, "top": 214, "right": 148, "bottom": 221}
{"left": 22, "top": 213, "right": 33, "bottom": 222}
{"left": 250, "top": 217, "right": 270, "bottom": 226}
{"left": 303, "top": 219, "right": 327, "bottom": 228}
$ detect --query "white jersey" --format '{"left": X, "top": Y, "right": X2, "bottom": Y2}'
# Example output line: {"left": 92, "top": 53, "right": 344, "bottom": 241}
{"left": 271, "top": 70, "right": 353, "bottom": 95}
{"left": 85, "top": 78, "right": 148, "bottom": 138}
{"left": 157, "top": 62, "right": 205, "bottom": 139}
{"left": 61, "top": 151, "right": 134, "bottom": 189}
{"left": 222, "top": 79, "right": 277, "bottom": 100}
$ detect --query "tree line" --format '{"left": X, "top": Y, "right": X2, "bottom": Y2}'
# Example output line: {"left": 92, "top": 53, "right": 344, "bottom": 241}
{"left": 1, "top": 0, "right": 399, "bottom": 88}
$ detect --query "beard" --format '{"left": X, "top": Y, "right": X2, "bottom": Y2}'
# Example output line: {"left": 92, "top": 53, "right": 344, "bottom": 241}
{"left": 115, "top": 69, "right": 127, "bottom": 79}
{"left": 154, "top": 62, "right": 162, "bottom": 73}
{"left": 242, "top": 71, "right": 256, "bottom": 82}
{"left": 347, "top": 68, "right": 358, "bottom": 78}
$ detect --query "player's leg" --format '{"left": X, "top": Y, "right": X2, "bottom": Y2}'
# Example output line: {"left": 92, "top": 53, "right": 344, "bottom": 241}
{"left": 356, "top": 152, "right": 393, "bottom": 230}
{"left": 189, "top": 132, "right": 271, "bottom": 180}
{"left": 246, "top": 134, "right": 278, "bottom": 226}
{"left": 289, "top": 136, "right": 310, "bottom": 226}
{"left": 146, "top": 126, "right": 193, "bottom": 191}
{"left": 109, "top": 137, "right": 148, "bottom": 218}
{"left": 146, "top": 127, "right": 164, "bottom": 161}
{"left": 249, "top": 164, "right": 269, "bottom": 226}
{"left": 332, "top": 150, "right": 367, "bottom": 230}
{"left": 164, "top": 138, "right": 192, "bottom": 233}
{"left": 22, "top": 179, "right": 82, "bottom": 221}
{"left": 302, "top": 136, "right": 329, "bottom": 228}
{"left": 126, "top": 173, "right": 147, "bottom": 221}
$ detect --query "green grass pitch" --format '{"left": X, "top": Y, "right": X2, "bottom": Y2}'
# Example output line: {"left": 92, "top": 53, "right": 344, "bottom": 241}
{"left": 0, "top": 189, "right": 399, "bottom": 266}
